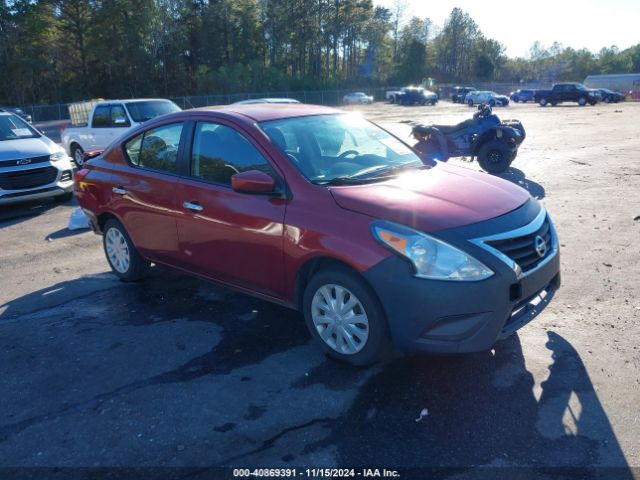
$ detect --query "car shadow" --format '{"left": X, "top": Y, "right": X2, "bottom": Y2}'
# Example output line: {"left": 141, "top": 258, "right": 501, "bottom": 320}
{"left": 45, "top": 226, "right": 90, "bottom": 241}
{"left": 0, "top": 271, "right": 632, "bottom": 475}
{"left": 0, "top": 195, "right": 77, "bottom": 228}
{"left": 495, "top": 167, "right": 546, "bottom": 199}
{"left": 301, "top": 333, "right": 632, "bottom": 477}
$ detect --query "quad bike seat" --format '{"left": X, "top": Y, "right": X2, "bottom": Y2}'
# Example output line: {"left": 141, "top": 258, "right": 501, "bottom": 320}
{"left": 429, "top": 119, "right": 478, "bottom": 134}
{"left": 413, "top": 118, "right": 478, "bottom": 136}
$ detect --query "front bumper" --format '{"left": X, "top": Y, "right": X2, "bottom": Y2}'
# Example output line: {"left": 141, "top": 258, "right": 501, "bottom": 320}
{"left": 363, "top": 201, "right": 561, "bottom": 354}
{"left": 0, "top": 159, "right": 75, "bottom": 205}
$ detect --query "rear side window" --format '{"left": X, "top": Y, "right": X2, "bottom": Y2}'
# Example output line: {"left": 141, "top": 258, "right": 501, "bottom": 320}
{"left": 93, "top": 106, "right": 111, "bottom": 128}
{"left": 124, "top": 123, "right": 184, "bottom": 173}
{"left": 190, "top": 122, "right": 273, "bottom": 185}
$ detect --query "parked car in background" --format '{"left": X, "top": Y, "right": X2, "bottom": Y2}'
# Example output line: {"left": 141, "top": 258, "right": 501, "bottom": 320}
{"left": 391, "top": 87, "right": 437, "bottom": 106}
{"left": 343, "top": 92, "right": 374, "bottom": 105}
{"left": 0, "top": 107, "right": 32, "bottom": 123}
{"left": 451, "top": 86, "right": 477, "bottom": 103}
{"left": 0, "top": 112, "right": 74, "bottom": 205}
{"left": 597, "top": 88, "right": 625, "bottom": 103}
{"left": 75, "top": 104, "right": 560, "bottom": 365}
{"left": 534, "top": 83, "right": 599, "bottom": 106}
{"left": 465, "top": 91, "right": 509, "bottom": 107}
{"left": 510, "top": 89, "right": 536, "bottom": 103}
{"left": 233, "top": 98, "right": 301, "bottom": 105}
{"left": 61, "top": 99, "right": 181, "bottom": 167}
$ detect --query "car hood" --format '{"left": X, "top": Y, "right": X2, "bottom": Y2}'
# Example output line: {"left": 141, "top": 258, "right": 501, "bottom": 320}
{"left": 0, "top": 136, "right": 58, "bottom": 161}
{"left": 329, "top": 163, "right": 530, "bottom": 232}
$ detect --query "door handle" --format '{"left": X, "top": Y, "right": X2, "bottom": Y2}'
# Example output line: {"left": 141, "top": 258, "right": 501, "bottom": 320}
{"left": 112, "top": 186, "right": 127, "bottom": 195}
{"left": 183, "top": 201, "right": 204, "bottom": 212}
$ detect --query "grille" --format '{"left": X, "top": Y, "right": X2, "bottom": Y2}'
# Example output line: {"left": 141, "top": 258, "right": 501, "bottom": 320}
{"left": 0, "top": 167, "right": 58, "bottom": 190}
{"left": 60, "top": 170, "right": 73, "bottom": 182}
{"left": 0, "top": 155, "right": 50, "bottom": 168}
{"left": 486, "top": 216, "right": 552, "bottom": 273}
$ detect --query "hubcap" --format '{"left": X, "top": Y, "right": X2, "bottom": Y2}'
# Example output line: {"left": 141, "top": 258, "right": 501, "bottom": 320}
{"left": 311, "top": 284, "right": 369, "bottom": 355}
{"left": 105, "top": 227, "right": 130, "bottom": 274}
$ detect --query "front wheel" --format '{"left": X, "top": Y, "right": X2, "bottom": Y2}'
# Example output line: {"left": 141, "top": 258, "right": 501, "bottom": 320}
{"left": 489, "top": 99, "right": 496, "bottom": 107}
{"left": 477, "top": 140, "right": 512, "bottom": 174}
{"left": 468, "top": 99, "right": 474, "bottom": 106}
{"left": 578, "top": 97, "right": 587, "bottom": 106}
{"left": 539, "top": 98, "right": 548, "bottom": 107}
{"left": 103, "top": 219, "right": 150, "bottom": 281}
{"left": 71, "top": 145, "right": 84, "bottom": 167}
{"left": 303, "top": 267, "right": 391, "bottom": 366}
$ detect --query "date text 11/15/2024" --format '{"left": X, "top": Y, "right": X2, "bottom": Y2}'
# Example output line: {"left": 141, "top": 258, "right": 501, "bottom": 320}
{"left": 233, "top": 468, "right": 401, "bottom": 478}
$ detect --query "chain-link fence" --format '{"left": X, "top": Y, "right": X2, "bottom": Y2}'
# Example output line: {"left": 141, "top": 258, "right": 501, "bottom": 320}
{"left": 20, "top": 82, "right": 638, "bottom": 123}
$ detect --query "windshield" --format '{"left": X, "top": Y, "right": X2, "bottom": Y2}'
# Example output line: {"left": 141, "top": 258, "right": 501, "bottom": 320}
{"left": 125, "top": 101, "right": 181, "bottom": 123}
{"left": 576, "top": 84, "right": 589, "bottom": 91}
{"left": 0, "top": 114, "right": 39, "bottom": 141}
{"left": 260, "top": 114, "right": 426, "bottom": 185}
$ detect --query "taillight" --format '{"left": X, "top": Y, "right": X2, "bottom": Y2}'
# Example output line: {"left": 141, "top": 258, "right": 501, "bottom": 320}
{"left": 75, "top": 168, "right": 90, "bottom": 183}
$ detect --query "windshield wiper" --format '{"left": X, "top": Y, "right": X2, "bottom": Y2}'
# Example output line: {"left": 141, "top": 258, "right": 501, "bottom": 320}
{"left": 317, "top": 162, "right": 430, "bottom": 186}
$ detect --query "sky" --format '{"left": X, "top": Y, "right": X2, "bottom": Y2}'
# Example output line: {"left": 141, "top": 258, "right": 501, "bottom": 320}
{"left": 374, "top": 0, "right": 640, "bottom": 58}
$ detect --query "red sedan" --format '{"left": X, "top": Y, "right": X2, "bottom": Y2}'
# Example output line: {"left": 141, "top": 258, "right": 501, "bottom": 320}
{"left": 75, "top": 104, "right": 560, "bottom": 365}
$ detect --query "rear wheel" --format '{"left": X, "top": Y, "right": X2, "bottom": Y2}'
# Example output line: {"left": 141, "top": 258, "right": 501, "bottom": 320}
{"left": 468, "top": 99, "right": 474, "bottom": 106}
{"left": 539, "top": 98, "right": 548, "bottom": 106}
{"left": 477, "top": 140, "right": 512, "bottom": 174}
{"left": 303, "top": 267, "right": 390, "bottom": 366}
{"left": 578, "top": 97, "right": 587, "bottom": 106}
{"left": 489, "top": 99, "right": 496, "bottom": 107}
{"left": 103, "top": 219, "right": 150, "bottom": 282}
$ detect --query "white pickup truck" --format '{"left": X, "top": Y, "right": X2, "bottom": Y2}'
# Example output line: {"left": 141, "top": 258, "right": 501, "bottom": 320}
{"left": 62, "top": 98, "right": 181, "bottom": 166}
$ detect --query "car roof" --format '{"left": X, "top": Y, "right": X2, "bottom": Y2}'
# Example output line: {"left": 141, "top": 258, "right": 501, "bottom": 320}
{"left": 233, "top": 98, "right": 300, "bottom": 105}
{"left": 189, "top": 104, "right": 341, "bottom": 122}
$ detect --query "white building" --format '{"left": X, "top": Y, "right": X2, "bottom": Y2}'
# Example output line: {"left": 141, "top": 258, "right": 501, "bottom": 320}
{"left": 584, "top": 73, "right": 640, "bottom": 92}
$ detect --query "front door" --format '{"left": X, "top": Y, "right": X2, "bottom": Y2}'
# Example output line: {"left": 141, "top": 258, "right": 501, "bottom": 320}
{"left": 175, "top": 120, "right": 287, "bottom": 299}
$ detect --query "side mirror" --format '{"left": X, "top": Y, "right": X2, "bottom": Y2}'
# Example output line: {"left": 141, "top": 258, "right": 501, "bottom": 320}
{"left": 113, "top": 116, "right": 128, "bottom": 126}
{"left": 231, "top": 170, "right": 276, "bottom": 194}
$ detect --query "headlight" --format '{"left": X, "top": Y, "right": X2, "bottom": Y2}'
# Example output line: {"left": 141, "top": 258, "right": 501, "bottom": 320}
{"left": 50, "top": 151, "right": 67, "bottom": 162}
{"left": 371, "top": 221, "right": 494, "bottom": 281}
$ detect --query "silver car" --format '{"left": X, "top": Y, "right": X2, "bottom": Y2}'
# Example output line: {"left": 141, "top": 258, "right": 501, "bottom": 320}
{"left": 0, "top": 112, "right": 74, "bottom": 205}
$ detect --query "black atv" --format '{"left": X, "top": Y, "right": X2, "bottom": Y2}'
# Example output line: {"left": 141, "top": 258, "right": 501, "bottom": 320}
{"left": 411, "top": 104, "right": 526, "bottom": 173}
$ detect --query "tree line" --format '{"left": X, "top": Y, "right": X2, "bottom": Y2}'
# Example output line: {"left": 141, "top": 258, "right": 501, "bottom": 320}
{"left": 1, "top": 0, "right": 639, "bottom": 106}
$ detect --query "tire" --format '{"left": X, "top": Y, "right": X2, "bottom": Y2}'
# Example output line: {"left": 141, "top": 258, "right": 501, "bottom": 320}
{"left": 302, "top": 266, "right": 391, "bottom": 366}
{"left": 489, "top": 99, "right": 496, "bottom": 107}
{"left": 604, "top": 97, "right": 611, "bottom": 103}
{"left": 103, "top": 219, "right": 150, "bottom": 282}
{"left": 71, "top": 144, "right": 84, "bottom": 167}
{"left": 578, "top": 97, "right": 587, "bottom": 106}
{"left": 539, "top": 98, "right": 548, "bottom": 106}
{"left": 477, "top": 140, "right": 512, "bottom": 174}
{"left": 54, "top": 192, "right": 73, "bottom": 202}
{"left": 389, "top": 96, "right": 395, "bottom": 104}
{"left": 551, "top": 101, "right": 558, "bottom": 106}
{"left": 468, "top": 99, "right": 474, "bottom": 107}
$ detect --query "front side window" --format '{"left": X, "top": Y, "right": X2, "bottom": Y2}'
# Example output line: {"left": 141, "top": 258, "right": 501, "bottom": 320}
{"left": 93, "top": 106, "right": 111, "bottom": 128}
{"left": 260, "top": 114, "right": 425, "bottom": 184}
{"left": 111, "top": 105, "right": 130, "bottom": 127}
{"left": 124, "top": 123, "right": 184, "bottom": 173}
{"left": 190, "top": 122, "right": 273, "bottom": 185}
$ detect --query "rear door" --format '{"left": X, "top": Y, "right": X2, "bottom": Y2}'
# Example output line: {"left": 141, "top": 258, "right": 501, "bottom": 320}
{"left": 109, "top": 121, "right": 186, "bottom": 265}
{"left": 174, "top": 119, "right": 287, "bottom": 298}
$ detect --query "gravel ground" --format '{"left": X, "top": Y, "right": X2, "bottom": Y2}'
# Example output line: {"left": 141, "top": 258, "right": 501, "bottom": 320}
{"left": 0, "top": 101, "right": 639, "bottom": 479}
